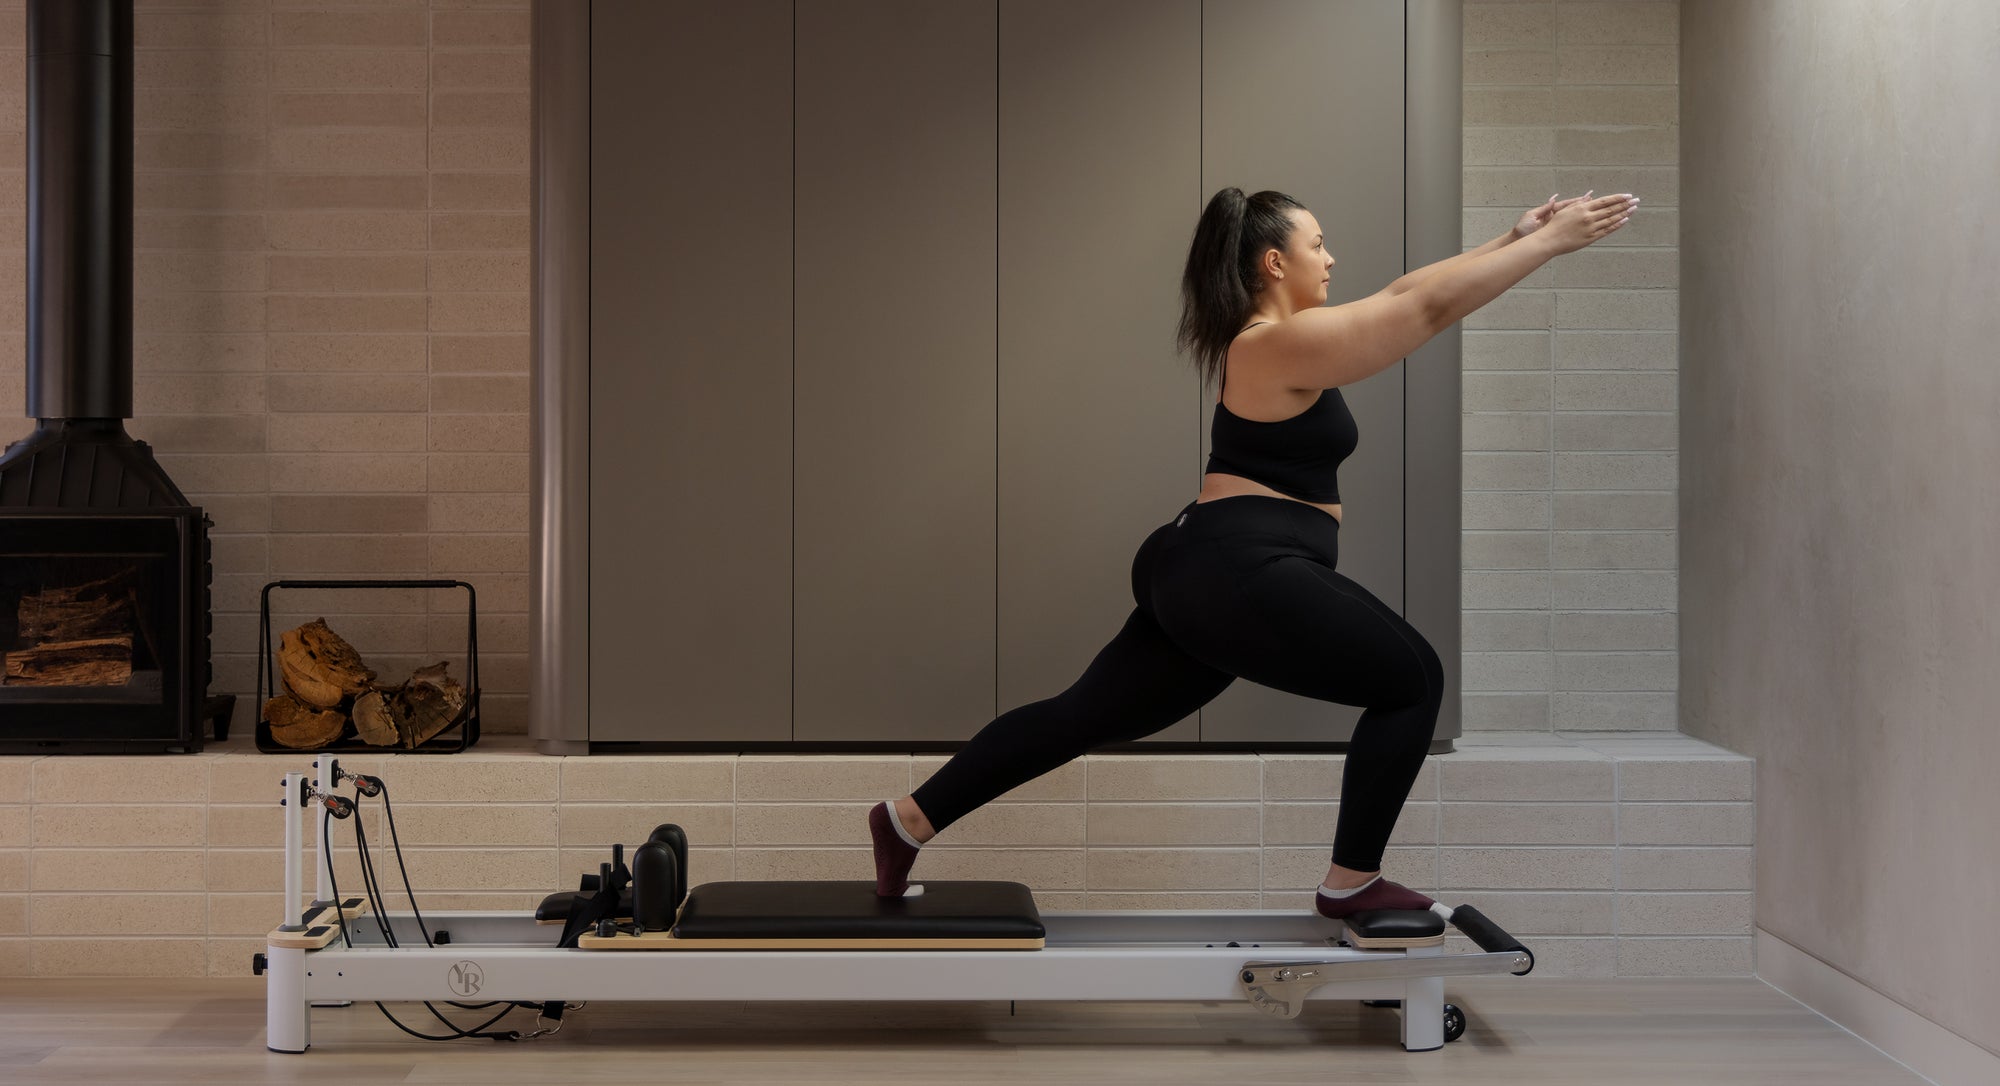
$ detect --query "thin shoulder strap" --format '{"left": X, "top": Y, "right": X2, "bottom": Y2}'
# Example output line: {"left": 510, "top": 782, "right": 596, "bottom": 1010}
{"left": 1221, "top": 322, "right": 1271, "bottom": 397}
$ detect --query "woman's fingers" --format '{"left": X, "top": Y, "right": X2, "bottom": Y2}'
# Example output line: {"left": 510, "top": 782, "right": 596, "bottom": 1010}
{"left": 1556, "top": 191, "right": 1637, "bottom": 248}
{"left": 1589, "top": 193, "right": 1632, "bottom": 213}
{"left": 1590, "top": 195, "right": 1639, "bottom": 224}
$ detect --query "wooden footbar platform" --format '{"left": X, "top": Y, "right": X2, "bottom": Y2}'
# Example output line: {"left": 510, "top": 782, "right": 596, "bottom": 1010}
{"left": 265, "top": 897, "right": 372, "bottom": 950}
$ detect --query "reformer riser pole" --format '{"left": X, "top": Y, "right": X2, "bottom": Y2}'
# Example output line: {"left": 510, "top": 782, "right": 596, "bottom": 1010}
{"left": 277, "top": 771, "right": 303, "bottom": 932}
{"left": 313, "top": 756, "right": 333, "bottom": 908}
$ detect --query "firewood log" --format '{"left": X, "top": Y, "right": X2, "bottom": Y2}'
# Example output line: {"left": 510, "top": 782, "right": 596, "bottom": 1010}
{"left": 1, "top": 636, "right": 133, "bottom": 686}
{"left": 265, "top": 693, "right": 346, "bottom": 749}
{"left": 278, "top": 618, "right": 375, "bottom": 709}
{"left": 396, "top": 661, "right": 467, "bottom": 748}
{"left": 18, "top": 570, "right": 137, "bottom": 642}
{"left": 352, "top": 690, "right": 400, "bottom": 747}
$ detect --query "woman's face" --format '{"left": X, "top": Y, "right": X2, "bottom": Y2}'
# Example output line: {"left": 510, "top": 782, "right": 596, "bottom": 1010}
{"left": 1264, "top": 209, "right": 1334, "bottom": 308}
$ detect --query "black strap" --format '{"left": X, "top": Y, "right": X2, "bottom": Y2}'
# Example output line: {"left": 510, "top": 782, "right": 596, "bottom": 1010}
{"left": 1222, "top": 322, "right": 1270, "bottom": 398}
{"left": 555, "top": 861, "right": 629, "bottom": 948}
{"left": 555, "top": 882, "right": 617, "bottom": 948}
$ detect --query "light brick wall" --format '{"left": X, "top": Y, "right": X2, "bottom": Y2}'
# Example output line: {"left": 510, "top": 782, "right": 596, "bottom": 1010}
{"left": 0, "top": 1, "right": 1681, "bottom": 739}
{"left": 1459, "top": 0, "right": 1680, "bottom": 732}
{"left": 0, "top": 0, "right": 535, "bottom": 732}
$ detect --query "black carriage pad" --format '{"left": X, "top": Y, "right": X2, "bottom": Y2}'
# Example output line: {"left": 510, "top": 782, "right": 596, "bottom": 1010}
{"left": 672, "top": 880, "right": 1046, "bottom": 942}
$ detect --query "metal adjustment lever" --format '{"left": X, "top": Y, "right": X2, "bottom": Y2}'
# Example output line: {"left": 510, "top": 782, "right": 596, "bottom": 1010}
{"left": 1240, "top": 963, "right": 1331, "bottom": 1020}
{"left": 1237, "top": 950, "right": 1534, "bottom": 1019}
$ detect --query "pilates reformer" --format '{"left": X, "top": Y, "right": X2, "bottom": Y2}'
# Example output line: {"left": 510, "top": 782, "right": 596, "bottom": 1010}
{"left": 261, "top": 758, "right": 1533, "bottom": 1054}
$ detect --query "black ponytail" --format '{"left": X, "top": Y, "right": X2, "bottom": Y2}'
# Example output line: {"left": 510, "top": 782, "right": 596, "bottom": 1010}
{"left": 1175, "top": 187, "right": 1308, "bottom": 389}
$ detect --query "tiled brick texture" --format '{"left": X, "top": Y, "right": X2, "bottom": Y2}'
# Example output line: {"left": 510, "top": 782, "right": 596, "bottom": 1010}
{"left": 1461, "top": 0, "right": 1679, "bottom": 731}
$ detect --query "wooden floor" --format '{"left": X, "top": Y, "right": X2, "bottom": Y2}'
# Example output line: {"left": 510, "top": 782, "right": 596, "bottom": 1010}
{"left": 0, "top": 976, "right": 1930, "bottom": 1085}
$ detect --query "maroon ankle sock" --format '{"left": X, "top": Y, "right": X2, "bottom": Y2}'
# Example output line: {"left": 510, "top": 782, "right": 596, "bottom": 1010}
{"left": 868, "top": 801, "right": 922, "bottom": 897}
{"left": 1313, "top": 876, "right": 1436, "bottom": 921}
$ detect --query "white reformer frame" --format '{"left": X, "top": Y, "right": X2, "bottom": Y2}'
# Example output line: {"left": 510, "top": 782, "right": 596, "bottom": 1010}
{"left": 265, "top": 763, "right": 1532, "bottom": 1054}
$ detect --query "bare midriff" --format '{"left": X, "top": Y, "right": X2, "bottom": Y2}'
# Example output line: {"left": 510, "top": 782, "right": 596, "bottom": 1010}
{"left": 1196, "top": 470, "right": 1342, "bottom": 526}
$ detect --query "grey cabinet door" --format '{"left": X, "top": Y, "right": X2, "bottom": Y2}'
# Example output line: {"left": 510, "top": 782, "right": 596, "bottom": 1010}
{"left": 1194, "top": 0, "right": 1408, "bottom": 743}
{"left": 589, "top": 0, "right": 796, "bottom": 742}
{"left": 584, "top": 0, "right": 1418, "bottom": 746}
{"left": 997, "top": 0, "right": 1204, "bottom": 742}
{"left": 791, "top": 1, "right": 1001, "bottom": 741}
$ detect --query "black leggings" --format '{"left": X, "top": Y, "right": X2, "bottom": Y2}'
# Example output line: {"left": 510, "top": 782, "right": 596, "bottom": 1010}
{"left": 910, "top": 494, "right": 1444, "bottom": 871}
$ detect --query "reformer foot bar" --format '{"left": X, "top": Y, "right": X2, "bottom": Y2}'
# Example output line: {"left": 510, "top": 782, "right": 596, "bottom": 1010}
{"left": 263, "top": 762, "right": 1534, "bottom": 1054}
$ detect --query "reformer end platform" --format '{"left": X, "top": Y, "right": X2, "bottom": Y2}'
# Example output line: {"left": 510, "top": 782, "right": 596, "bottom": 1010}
{"left": 1338, "top": 908, "right": 1448, "bottom": 950}
{"left": 578, "top": 879, "right": 1047, "bottom": 950}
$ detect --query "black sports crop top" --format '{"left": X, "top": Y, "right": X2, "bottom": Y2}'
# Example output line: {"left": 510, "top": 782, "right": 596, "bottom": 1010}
{"left": 1204, "top": 322, "right": 1359, "bottom": 504}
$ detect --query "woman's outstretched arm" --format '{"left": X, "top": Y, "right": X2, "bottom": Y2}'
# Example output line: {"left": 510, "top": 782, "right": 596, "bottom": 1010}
{"left": 1368, "top": 193, "right": 1584, "bottom": 300}
{"left": 1373, "top": 228, "right": 1522, "bottom": 300}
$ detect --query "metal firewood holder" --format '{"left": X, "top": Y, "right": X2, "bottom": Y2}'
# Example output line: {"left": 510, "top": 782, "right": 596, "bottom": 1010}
{"left": 254, "top": 578, "right": 480, "bottom": 754}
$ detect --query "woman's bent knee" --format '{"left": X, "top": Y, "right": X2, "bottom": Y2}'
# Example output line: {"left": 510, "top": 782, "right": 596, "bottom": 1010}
{"left": 1417, "top": 633, "right": 1444, "bottom": 700}
{"left": 1382, "top": 628, "right": 1445, "bottom": 712}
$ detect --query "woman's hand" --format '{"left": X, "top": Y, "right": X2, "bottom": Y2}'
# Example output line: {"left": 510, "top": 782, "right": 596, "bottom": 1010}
{"left": 1540, "top": 191, "right": 1639, "bottom": 255}
{"left": 1513, "top": 192, "right": 1593, "bottom": 238}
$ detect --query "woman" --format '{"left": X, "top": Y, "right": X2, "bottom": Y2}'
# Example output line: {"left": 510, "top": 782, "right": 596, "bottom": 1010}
{"left": 869, "top": 187, "right": 1640, "bottom": 918}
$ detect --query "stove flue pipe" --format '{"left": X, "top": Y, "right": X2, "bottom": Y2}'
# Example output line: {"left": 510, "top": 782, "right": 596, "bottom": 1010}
{"left": 26, "top": 0, "right": 133, "bottom": 422}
